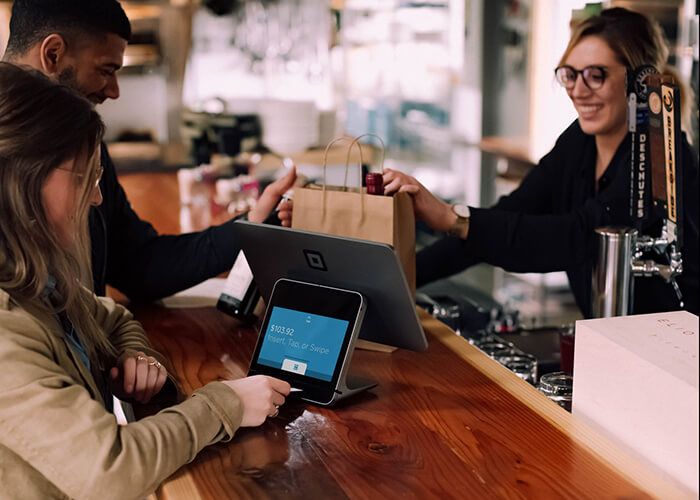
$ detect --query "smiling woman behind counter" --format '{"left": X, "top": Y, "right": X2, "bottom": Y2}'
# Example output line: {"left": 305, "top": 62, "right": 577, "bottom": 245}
{"left": 0, "top": 62, "right": 290, "bottom": 500}
{"left": 383, "top": 7, "right": 699, "bottom": 317}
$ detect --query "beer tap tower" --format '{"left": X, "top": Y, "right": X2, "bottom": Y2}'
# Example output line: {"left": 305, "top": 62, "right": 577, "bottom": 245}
{"left": 592, "top": 68, "right": 685, "bottom": 317}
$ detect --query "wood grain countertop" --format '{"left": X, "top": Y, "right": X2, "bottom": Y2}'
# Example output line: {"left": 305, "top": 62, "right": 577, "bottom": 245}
{"left": 116, "top": 172, "right": 691, "bottom": 499}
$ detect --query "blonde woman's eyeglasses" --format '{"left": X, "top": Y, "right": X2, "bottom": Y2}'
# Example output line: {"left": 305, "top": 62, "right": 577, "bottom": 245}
{"left": 555, "top": 65, "right": 612, "bottom": 90}
{"left": 56, "top": 164, "right": 104, "bottom": 189}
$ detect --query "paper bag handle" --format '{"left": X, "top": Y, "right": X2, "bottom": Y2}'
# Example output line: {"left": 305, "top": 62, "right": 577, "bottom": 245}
{"left": 345, "top": 133, "right": 386, "bottom": 220}
{"left": 317, "top": 137, "right": 364, "bottom": 222}
{"left": 321, "top": 136, "right": 364, "bottom": 193}
{"left": 345, "top": 133, "right": 386, "bottom": 190}
{"left": 316, "top": 133, "right": 385, "bottom": 224}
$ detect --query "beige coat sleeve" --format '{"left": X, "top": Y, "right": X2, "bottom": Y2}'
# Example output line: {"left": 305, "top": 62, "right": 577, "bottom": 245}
{"left": 90, "top": 292, "right": 167, "bottom": 365}
{"left": 0, "top": 301, "right": 244, "bottom": 500}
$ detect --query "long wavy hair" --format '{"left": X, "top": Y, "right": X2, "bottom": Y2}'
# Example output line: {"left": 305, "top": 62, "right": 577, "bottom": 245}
{"left": 558, "top": 7, "right": 692, "bottom": 133}
{"left": 0, "top": 62, "right": 115, "bottom": 364}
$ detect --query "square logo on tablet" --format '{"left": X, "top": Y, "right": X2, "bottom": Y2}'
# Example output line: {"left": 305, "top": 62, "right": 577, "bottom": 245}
{"left": 303, "top": 250, "right": 327, "bottom": 271}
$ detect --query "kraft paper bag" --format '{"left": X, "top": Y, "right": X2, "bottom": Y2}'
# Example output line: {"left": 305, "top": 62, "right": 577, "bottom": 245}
{"left": 291, "top": 135, "right": 416, "bottom": 295}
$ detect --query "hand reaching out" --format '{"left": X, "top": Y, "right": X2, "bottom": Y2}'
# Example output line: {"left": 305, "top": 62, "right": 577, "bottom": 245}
{"left": 382, "top": 168, "right": 456, "bottom": 232}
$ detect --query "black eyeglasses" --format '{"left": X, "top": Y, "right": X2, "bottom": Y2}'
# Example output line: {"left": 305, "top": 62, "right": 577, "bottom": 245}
{"left": 554, "top": 65, "right": 610, "bottom": 90}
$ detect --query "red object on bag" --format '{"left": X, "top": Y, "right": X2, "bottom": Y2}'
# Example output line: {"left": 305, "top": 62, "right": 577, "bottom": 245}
{"left": 365, "top": 173, "right": 384, "bottom": 195}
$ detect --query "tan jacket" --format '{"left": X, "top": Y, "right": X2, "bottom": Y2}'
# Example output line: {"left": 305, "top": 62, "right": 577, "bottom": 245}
{"left": 0, "top": 286, "right": 244, "bottom": 500}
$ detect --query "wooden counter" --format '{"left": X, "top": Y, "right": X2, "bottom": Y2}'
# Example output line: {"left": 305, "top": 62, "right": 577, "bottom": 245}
{"left": 117, "top": 172, "right": 691, "bottom": 499}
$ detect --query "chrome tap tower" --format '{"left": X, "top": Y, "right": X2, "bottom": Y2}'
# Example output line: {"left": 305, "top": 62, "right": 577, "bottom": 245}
{"left": 592, "top": 222, "right": 684, "bottom": 317}
{"left": 592, "top": 70, "right": 684, "bottom": 318}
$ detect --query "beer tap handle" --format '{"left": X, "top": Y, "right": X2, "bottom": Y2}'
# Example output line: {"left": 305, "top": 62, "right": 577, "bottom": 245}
{"left": 670, "top": 278, "right": 684, "bottom": 308}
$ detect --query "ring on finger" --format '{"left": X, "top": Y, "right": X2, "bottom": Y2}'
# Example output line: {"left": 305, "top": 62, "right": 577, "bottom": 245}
{"left": 136, "top": 355, "right": 147, "bottom": 362}
{"left": 148, "top": 360, "right": 162, "bottom": 368}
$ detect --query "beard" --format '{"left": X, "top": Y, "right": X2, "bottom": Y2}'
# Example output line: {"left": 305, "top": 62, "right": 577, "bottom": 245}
{"left": 57, "top": 66, "right": 105, "bottom": 105}
{"left": 57, "top": 66, "right": 80, "bottom": 91}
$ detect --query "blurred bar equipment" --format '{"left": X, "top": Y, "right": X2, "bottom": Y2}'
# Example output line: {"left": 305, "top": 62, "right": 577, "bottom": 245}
{"left": 591, "top": 70, "right": 685, "bottom": 318}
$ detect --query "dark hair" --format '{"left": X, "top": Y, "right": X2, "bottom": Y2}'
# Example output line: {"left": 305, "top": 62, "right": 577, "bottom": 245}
{"left": 559, "top": 7, "right": 669, "bottom": 72}
{"left": 4, "top": 0, "right": 131, "bottom": 58}
{"left": 0, "top": 62, "right": 104, "bottom": 164}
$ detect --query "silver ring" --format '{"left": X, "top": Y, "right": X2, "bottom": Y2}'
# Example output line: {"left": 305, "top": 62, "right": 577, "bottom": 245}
{"left": 136, "top": 355, "right": 147, "bottom": 362}
{"left": 271, "top": 405, "right": 279, "bottom": 418}
{"left": 149, "top": 360, "right": 162, "bottom": 368}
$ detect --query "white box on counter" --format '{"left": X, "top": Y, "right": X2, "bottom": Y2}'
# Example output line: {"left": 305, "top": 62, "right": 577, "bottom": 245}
{"left": 572, "top": 311, "right": 698, "bottom": 495}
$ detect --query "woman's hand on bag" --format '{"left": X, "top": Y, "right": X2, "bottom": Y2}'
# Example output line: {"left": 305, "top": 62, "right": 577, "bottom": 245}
{"left": 383, "top": 168, "right": 456, "bottom": 232}
{"left": 110, "top": 350, "right": 168, "bottom": 404}
{"left": 248, "top": 166, "right": 297, "bottom": 223}
{"left": 223, "top": 375, "right": 291, "bottom": 427}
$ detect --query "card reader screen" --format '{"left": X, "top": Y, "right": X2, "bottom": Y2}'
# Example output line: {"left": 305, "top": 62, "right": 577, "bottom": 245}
{"left": 258, "top": 306, "right": 349, "bottom": 382}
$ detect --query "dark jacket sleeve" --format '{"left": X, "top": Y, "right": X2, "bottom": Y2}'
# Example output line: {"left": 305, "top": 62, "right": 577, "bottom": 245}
{"left": 416, "top": 135, "right": 564, "bottom": 286}
{"left": 90, "top": 145, "right": 240, "bottom": 301}
{"left": 464, "top": 129, "right": 614, "bottom": 274}
{"left": 417, "top": 122, "right": 605, "bottom": 284}
{"left": 465, "top": 200, "right": 607, "bottom": 273}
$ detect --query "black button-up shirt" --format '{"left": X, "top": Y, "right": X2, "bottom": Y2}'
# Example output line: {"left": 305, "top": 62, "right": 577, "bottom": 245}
{"left": 417, "top": 120, "right": 699, "bottom": 317}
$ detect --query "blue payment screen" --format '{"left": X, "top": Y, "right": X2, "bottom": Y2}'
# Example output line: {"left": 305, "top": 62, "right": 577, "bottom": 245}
{"left": 258, "top": 306, "right": 349, "bottom": 381}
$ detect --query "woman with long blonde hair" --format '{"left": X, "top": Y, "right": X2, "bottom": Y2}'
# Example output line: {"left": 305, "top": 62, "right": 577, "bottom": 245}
{"left": 0, "top": 62, "right": 290, "bottom": 500}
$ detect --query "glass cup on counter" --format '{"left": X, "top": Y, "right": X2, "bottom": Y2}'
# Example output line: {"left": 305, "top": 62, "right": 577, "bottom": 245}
{"left": 496, "top": 353, "right": 538, "bottom": 385}
{"left": 474, "top": 339, "right": 517, "bottom": 360}
{"left": 537, "top": 372, "right": 574, "bottom": 412}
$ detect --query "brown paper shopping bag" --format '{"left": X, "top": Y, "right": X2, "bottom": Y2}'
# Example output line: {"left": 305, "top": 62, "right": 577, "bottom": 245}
{"left": 292, "top": 134, "right": 416, "bottom": 295}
